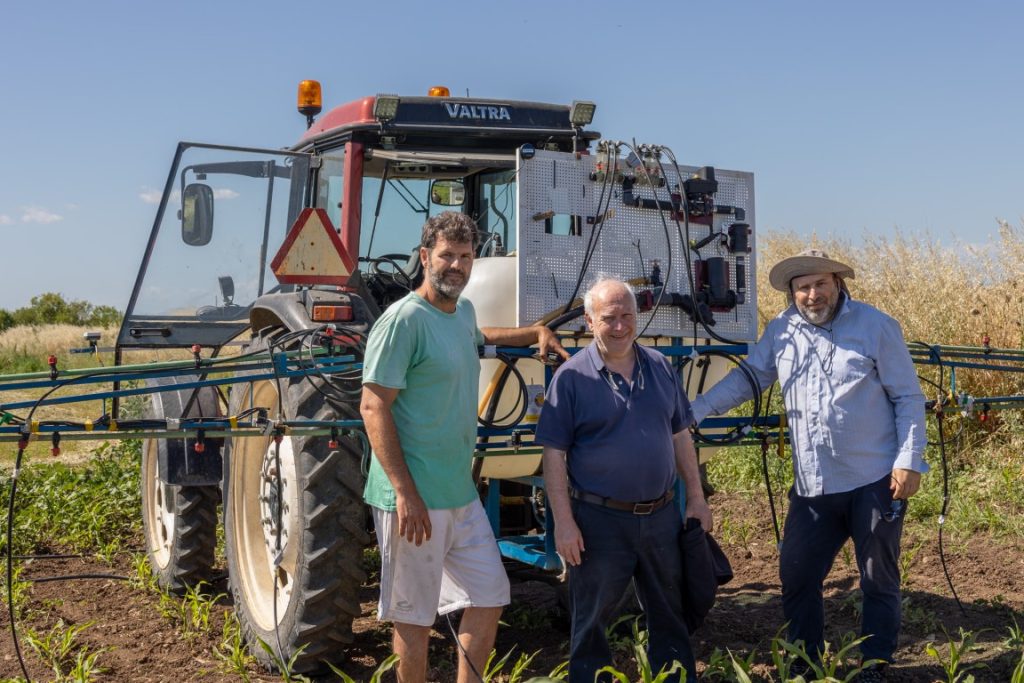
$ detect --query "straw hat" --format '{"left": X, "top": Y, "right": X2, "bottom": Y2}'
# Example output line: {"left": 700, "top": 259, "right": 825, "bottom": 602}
{"left": 768, "top": 249, "right": 855, "bottom": 292}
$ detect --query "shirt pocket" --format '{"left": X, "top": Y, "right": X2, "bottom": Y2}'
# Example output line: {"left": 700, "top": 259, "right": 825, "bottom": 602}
{"left": 831, "top": 349, "right": 875, "bottom": 386}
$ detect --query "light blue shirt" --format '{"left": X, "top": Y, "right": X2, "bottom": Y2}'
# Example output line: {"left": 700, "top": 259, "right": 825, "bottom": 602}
{"left": 691, "top": 295, "right": 927, "bottom": 497}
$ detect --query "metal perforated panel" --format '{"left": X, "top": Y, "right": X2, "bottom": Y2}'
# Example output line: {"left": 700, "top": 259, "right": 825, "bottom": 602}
{"left": 516, "top": 148, "right": 758, "bottom": 340}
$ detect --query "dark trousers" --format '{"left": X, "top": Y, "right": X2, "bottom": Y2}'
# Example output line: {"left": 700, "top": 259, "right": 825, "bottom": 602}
{"left": 568, "top": 499, "right": 695, "bottom": 682}
{"left": 779, "top": 475, "right": 904, "bottom": 663}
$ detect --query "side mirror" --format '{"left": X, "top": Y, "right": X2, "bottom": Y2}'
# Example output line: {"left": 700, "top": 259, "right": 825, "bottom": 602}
{"left": 430, "top": 179, "right": 465, "bottom": 206}
{"left": 181, "top": 183, "right": 214, "bottom": 246}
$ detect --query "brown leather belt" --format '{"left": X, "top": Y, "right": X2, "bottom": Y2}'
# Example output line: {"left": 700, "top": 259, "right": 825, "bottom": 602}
{"left": 569, "top": 488, "right": 675, "bottom": 515}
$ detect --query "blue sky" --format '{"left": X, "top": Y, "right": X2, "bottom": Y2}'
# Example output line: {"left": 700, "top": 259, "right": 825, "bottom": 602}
{"left": 1, "top": 0, "right": 1021, "bottom": 311}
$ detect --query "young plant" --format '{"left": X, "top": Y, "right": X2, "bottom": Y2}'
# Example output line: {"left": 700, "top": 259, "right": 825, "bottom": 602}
{"left": 479, "top": 647, "right": 539, "bottom": 683}
{"left": 545, "top": 660, "right": 570, "bottom": 681}
{"left": 701, "top": 647, "right": 732, "bottom": 681}
{"left": 214, "top": 612, "right": 254, "bottom": 681}
{"left": 726, "top": 648, "right": 757, "bottom": 683}
{"left": 925, "top": 627, "right": 987, "bottom": 683}
{"left": 24, "top": 618, "right": 106, "bottom": 682}
{"left": 326, "top": 653, "right": 399, "bottom": 683}
{"left": 1011, "top": 648, "right": 1024, "bottom": 683}
{"left": 773, "top": 631, "right": 881, "bottom": 682}
{"left": 596, "top": 617, "right": 684, "bottom": 683}
{"left": 178, "top": 581, "right": 225, "bottom": 641}
{"left": 256, "top": 639, "right": 312, "bottom": 683}
{"left": 1005, "top": 617, "right": 1024, "bottom": 650}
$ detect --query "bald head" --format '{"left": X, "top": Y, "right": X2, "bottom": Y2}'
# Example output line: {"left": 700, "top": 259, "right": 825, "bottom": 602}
{"left": 584, "top": 278, "right": 638, "bottom": 360}
{"left": 583, "top": 278, "right": 637, "bottom": 318}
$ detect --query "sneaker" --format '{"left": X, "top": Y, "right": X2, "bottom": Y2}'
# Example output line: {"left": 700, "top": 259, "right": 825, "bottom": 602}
{"left": 856, "top": 663, "right": 888, "bottom": 682}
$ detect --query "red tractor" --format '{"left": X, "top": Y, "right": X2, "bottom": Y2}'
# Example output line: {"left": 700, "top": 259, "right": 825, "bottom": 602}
{"left": 124, "top": 82, "right": 756, "bottom": 673}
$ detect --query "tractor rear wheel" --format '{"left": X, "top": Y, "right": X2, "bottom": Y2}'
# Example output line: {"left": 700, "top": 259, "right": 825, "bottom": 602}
{"left": 141, "top": 382, "right": 220, "bottom": 593}
{"left": 223, "top": 333, "right": 369, "bottom": 674}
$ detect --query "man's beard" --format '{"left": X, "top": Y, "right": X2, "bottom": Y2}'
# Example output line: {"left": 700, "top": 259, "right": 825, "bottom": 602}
{"left": 796, "top": 295, "right": 837, "bottom": 326}
{"left": 427, "top": 262, "right": 468, "bottom": 301}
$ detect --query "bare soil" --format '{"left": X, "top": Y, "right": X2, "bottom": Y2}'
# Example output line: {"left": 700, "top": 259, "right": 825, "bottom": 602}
{"left": 2, "top": 492, "right": 1022, "bottom": 682}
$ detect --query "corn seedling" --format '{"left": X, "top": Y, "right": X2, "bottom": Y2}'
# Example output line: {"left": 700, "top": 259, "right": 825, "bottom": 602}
{"left": 1010, "top": 649, "right": 1024, "bottom": 683}
{"left": 326, "top": 653, "right": 399, "bottom": 683}
{"left": 1005, "top": 617, "right": 1024, "bottom": 649}
{"left": 256, "top": 639, "right": 312, "bottom": 683}
{"left": 128, "top": 552, "right": 158, "bottom": 592}
{"left": 545, "top": 660, "right": 569, "bottom": 680}
{"left": 178, "top": 581, "right": 224, "bottom": 641}
{"left": 726, "top": 648, "right": 756, "bottom": 683}
{"left": 899, "top": 539, "right": 925, "bottom": 588}
{"left": 480, "top": 646, "right": 539, "bottom": 682}
{"left": 701, "top": 647, "right": 732, "bottom": 681}
{"left": 595, "top": 617, "right": 685, "bottom": 682}
{"left": 773, "top": 631, "right": 880, "bottom": 683}
{"left": 214, "top": 612, "right": 254, "bottom": 681}
{"left": 24, "top": 618, "right": 106, "bottom": 682}
{"left": 925, "top": 627, "right": 987, "bottom": 683}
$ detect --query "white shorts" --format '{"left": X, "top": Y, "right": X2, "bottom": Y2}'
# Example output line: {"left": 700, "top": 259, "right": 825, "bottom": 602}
{"left": 373, "top": 499, "right": 510, "bottom": 627}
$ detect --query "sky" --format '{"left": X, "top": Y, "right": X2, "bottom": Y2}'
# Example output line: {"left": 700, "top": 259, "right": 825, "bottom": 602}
{"left": 1, "top": 0, "right": 1022, "bottom": 311}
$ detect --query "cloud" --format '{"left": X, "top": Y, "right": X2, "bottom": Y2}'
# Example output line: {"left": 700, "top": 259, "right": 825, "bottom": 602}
{"left": 138, "top": 187, "right": 236, "bottom": 203}
{"left": 139, "top": 187, "right": 183, "bottom": 205}
{"left": 0, "top": 215, "right": 12, "bottom": 225}
{"left": 21, "top": 206, "right": 63, "bottom": 224}
{"left": 139, "top": 188, "right": 163, "bottom": 204}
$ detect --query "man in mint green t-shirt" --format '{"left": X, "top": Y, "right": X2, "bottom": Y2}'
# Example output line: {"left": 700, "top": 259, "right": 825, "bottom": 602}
{"left": 360, "top": 212, "right": 567, "bottom": 683}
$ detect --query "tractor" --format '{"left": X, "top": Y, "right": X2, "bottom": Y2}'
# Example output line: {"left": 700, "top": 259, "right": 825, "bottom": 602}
{"left": 122, "top": 82, "right": 757, "bottom": 673}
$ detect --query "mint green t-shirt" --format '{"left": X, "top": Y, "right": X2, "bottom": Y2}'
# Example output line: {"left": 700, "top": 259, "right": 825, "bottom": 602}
{"left": 362, "top": 292, "right": 484, "bottom": 511}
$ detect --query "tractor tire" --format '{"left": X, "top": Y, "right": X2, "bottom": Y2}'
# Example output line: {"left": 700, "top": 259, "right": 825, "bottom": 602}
{"left": 141, "top": 382, "right": 221, "bottom": 594}
{"left": 223, "top": 332, "right": 369, "bottom": 674}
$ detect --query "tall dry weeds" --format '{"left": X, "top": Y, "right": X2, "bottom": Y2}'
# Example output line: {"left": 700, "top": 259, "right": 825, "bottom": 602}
{"left": 756, "top": 222, "right": 1024, "bottom": 399}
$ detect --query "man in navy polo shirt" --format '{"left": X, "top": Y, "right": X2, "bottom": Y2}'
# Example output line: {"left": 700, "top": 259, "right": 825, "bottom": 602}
{"left": 536, "top": 278, "right": 712, "bottom": 683}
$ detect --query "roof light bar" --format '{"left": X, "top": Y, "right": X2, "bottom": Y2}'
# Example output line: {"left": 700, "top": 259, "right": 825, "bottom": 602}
{"left": 373, "top": 94, "right": 401, "bottom": 122}
{"left": 569, "top": 100, "right": 596, "bottom": 127}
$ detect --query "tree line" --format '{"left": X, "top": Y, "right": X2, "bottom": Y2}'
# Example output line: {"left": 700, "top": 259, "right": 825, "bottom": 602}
{"left": 0, "top": 292, "right": 122, "bottom": 332}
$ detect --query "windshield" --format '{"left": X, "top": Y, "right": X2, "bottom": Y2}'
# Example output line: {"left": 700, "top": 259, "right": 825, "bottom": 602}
{"left": 119, "top": 143, "right": 314, "bottom": 349}
{"left": 357, "top": 152, "right": 517, "bottom": 264}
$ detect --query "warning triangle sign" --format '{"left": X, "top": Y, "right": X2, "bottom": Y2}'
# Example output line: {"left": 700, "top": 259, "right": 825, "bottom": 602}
{"left": 270, "top": 208, "right": 357, "bottom": 286}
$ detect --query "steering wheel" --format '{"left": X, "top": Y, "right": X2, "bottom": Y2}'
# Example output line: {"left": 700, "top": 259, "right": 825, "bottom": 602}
{"left": 369, "top": 252, "right": 416, "bottom": 290}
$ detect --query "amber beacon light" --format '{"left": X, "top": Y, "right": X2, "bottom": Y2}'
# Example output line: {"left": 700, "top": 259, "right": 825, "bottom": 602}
{"left": 428, "top": 85, "right": 451, "bottom": 97}
{"left": 297, "top": 80, "right": 323, "bottom": 128}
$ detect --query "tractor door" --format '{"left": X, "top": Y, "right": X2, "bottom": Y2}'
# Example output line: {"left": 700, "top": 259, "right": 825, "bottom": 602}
{"left": 117, "top": 143, "right": 340, "bottom": 352}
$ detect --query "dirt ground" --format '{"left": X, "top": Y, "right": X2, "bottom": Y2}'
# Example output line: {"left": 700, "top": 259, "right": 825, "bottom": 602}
{"left": 2, "top": 492, "right": 1022, "bottom": 682}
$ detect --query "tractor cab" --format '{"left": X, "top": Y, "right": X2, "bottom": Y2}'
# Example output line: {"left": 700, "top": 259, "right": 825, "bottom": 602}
{"left": 117, "top": 86, "right": 598, "bottom": 356}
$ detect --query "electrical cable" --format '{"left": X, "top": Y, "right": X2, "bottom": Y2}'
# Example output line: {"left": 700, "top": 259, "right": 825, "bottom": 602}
{"left": 759, "top": 432, "right": 782, "bottom": 547}
{"left": 684, "top": 349, "right": 764, "bottom": 445}
{"left": 444, "top": 612, "right": 485, "bottom": 683}
{"left": 617, "top": 140, "right": 673, "bottom": 338}
{"left": 561, "top": 145, "right": 619, "bottom": 315}
{"left": 913, "top": 342, "right": 965, "bottom": 615}
{"left": 24, "top": 573, "right": 130, "bottom": 584}
{"left": 934, "top": 407, "right": 964, "bottom": 615}
{"left": 661, "top": 147, "right": 746, "bottom": 347}
{"left": 477, "top": 354, "right": 529, "bottom": 430}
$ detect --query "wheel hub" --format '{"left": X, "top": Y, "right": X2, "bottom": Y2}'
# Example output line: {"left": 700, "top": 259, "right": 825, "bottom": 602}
{"left": 259, "top": 437, "right": 296, "bottom": 600}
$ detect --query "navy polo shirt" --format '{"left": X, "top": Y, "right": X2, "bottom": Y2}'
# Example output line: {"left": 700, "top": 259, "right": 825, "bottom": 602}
{"left": 535, "top": 343, "right": 692, "bottom": 502}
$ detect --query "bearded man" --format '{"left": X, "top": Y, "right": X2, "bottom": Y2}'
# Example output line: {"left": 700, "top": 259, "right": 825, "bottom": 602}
{"left": 360, "top": 211, "right": 567, "bottom": 683}
{"left": 691, "top": 249, "right": 927, "bottom": 682}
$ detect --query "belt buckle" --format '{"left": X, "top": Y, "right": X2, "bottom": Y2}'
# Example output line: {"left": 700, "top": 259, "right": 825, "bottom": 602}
{"left": 632, "top": 501, "right": 655, "bottom": 515}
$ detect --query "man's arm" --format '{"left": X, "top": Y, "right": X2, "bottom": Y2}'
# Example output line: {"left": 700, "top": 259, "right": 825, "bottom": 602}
{"left": 690, "top": 325, "right": 779, "bottom": 425}
{"left": 481, "top": 325, "right": 570, "bottom": 361}
{"left": 360, "top": 382, "right": 431, "bottom": 545}
{"left": 673, "top": 430, "right": 713, "bottom": 531}
{"left": 541, "top": 446, "right": 584, "bottom": 567}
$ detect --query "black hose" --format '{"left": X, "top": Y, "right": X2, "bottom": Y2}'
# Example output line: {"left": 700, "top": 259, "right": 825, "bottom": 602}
{"left": 685, "top": 349, "right": 764, "bottom": 445}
